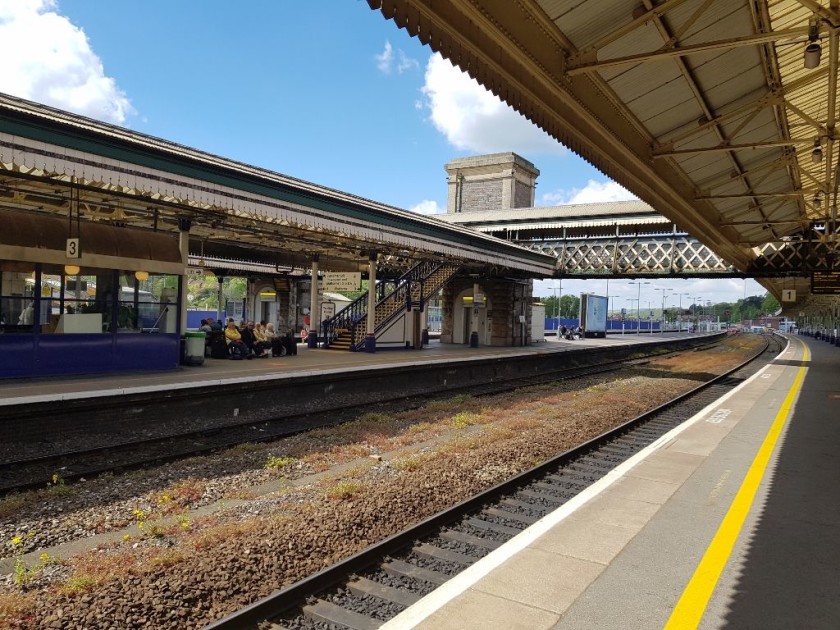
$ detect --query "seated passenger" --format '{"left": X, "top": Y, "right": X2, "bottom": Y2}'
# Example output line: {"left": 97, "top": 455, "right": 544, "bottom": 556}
{"left": 200, "top": 318, "right": 213, "bottom": 333}
{"left": 239, "top": 320, "right": 260, "bottom": 357}
{"left": 251, "top": 321, "right": 271, "bottom": 357}
{"left": 224, "top": 320, "right": 249, "bottom": 359}
{"left": 265, "top": 322, "right": 283, "bottom": 356}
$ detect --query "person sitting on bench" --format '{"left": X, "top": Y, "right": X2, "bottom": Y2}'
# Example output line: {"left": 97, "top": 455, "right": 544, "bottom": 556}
{"left": 224, "top": 319, "right": 249, "bottom": 359}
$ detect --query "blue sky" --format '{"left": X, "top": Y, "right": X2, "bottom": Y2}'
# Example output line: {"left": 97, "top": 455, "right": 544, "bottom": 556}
{"left": 0, "top": 0, "right": 766, "bottom": 308}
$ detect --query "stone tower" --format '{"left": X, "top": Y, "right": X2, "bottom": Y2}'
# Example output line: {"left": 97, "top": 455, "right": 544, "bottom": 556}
{"left": 444, "top": 152, "right": 539, "bottom": 214}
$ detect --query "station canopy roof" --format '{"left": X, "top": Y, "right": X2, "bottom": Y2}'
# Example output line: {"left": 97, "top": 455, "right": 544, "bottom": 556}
{"left": 369, "top": 0, "right": 840, "bottom": 300}
{"left": 0, "top": 94, "right": 555, "bottom": 279}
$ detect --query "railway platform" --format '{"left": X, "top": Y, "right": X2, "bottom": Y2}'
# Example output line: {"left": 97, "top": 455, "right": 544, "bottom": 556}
{"left": 383, "top": 333, "right": 839, "bottom": 629}
{"left": 0, "top": 331, "right": 699, "bottom": 405}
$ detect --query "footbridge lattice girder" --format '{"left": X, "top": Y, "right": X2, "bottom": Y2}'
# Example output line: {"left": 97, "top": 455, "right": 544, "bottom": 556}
{"left": 522, "top": 231, "right": 840, "bottom": 278}
{"left": 529, "top": 236, "right": 733, "bottom": 277}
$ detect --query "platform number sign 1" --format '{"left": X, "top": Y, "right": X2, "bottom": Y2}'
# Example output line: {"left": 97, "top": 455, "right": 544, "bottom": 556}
{"left": 66, "top": 238, "right": 80, "bottom": 258}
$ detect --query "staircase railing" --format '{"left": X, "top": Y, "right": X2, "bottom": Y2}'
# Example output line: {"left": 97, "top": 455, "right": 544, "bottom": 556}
{"left": 322, "top": 261, "right": 459, "bottom": 350}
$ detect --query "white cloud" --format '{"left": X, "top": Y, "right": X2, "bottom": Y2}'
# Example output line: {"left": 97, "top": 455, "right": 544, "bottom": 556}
{"left": 0, "top": 0, "right": 133, "bottom": 124}
{"left": 397, "top": 51, "right": 419, "bottom": 74}
{"left": 539, "top": 180, "right": 637, "bottom": 206}
{"left": 408, "top": 199, "right": 444, "bottom": 215}
{"left": 420, "top": 53, "right": 564, "bottom": 155}
{"left": 375, "top": 41, "right": 394, "bottom": 73}
{"left": 375, "top": 40, "right": 419, "bottom": 75}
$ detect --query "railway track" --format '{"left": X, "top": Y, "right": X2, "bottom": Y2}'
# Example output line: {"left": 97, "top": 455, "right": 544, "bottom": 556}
{"left": 205, "top": 334, "right": 783, "bottom": 629}
{"left": 0, "top": 339, "right": 717, "bottom": 496}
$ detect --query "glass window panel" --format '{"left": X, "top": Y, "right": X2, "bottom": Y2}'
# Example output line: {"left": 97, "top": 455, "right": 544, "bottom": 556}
{"left": 0, "top": 266, "right": 36, "bottom": 332}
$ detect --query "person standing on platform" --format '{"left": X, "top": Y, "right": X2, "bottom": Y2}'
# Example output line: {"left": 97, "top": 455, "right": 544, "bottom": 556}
{"left": 18, "top": 302, "right": 34, "bottom": 326}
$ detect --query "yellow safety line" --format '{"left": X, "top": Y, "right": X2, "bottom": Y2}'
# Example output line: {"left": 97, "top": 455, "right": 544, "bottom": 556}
{"left": 664, "top": 342, "right": 809, "bottom": 629}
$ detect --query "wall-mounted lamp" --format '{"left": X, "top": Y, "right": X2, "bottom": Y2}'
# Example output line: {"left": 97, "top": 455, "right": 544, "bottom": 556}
{"left": 805, "top": 22, "right": 821, "bottom": 69}
{"left": 64, "top": 264, "right": 80, "bottom": 275}
{"left": 135, "top": 270, "right": 149, "bottom": 281}
{"left": 812, "top": 137, "right": 823, "bottom": 163}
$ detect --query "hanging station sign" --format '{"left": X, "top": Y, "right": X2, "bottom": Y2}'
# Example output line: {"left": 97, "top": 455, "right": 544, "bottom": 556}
{"left": 811, "top": 271, "right": 840, "bottom": 295}
{"left": 65, "top": 238, "right": 80, "bottom": 258}
{"left": 323, "top": 272, "right": 361, "bottom": 292}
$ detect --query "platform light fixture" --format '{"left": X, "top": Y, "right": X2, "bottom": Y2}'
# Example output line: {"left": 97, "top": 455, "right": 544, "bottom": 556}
{"left": 811, "top": 137, "right": 823, "bottom": 163}
{"left": 135, "top": 270, "right": 149, "bottom": 281}
{"left": 64, "top": 264, "right": 80, "bottom": 276}
{"left": 804, "top": 22, "right": 821, "bottom": 69}
{"left": 814, "top": 192, "right": 822, "bottom": 209}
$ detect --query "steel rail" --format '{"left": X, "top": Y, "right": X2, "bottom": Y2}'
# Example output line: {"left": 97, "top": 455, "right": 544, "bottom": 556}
{"left": 205, "top": 334, "right": 780, "bottom": 629}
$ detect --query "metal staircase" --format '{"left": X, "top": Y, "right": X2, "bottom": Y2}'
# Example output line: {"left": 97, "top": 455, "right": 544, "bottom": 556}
{"left": 323, "top": 261, "right": 460, "bottom": 351}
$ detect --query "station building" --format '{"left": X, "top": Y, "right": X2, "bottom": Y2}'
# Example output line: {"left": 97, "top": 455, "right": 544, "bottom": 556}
{"left": 0, "top": 95, "right": 556, "bottom": 379}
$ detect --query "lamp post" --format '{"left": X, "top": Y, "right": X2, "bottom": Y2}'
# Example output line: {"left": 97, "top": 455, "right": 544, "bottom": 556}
{"left": 656, "top": 288, "right": 669, "bottom": 334}
{"left": 693, "top": 296, "right": 702, "bottom": 332}
{"left": 628, "top": 297, "right": 639, "bottom": 333}
{"left": 628, "top": 281, "right": 650, "bottom": 334}
{"left": 677, "top": 293, "right": 690, "bottom": 332}
{"left": 607, "top": 294, "right": 619, "bottom": 332}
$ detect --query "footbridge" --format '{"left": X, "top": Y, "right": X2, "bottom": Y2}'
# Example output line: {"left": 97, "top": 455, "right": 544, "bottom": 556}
{"left": 440, "top": 199, "right": 735, "bottom": 278}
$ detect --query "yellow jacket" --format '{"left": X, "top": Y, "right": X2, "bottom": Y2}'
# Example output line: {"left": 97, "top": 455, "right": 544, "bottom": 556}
{"left": 224, "top": 326, "right": 242, "bottom": 345}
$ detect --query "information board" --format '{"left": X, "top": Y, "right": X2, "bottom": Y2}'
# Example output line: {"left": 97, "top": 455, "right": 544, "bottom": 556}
{"left": 321, "top": 301, "right": 336, "bottom": 322}
{"left": 323, "top": 272, "right": 361, "bottom": 292}
{"left": 811, "top": 271, "right": 840, "bottom": 294}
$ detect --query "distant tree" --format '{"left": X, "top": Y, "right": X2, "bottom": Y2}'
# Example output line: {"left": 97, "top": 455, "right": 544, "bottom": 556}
{"left": 762, "top": 293, "right": 780, "bottom": 315}
{"left": 559, "top": 294, "right": 580, "bottom": 319}
{"left": 712, "top": 302, "right": 736, "bottom": 322}
{"left": 543, "top": 295, "right": 560, "bottom": 318}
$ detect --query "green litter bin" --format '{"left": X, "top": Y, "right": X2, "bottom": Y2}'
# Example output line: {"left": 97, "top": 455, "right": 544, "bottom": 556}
{"left": 183, "top": 331, "right": 206, "bottom": 366}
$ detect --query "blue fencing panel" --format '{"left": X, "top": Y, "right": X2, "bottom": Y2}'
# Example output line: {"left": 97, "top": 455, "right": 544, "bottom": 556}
{"left": 186, "top": 309, "right": 227, "bottom": 329}
{"left": 545, "top": 317, "right": 580, "bottom": 331}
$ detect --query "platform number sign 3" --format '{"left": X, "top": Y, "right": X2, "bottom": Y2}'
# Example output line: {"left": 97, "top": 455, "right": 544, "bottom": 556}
{"left": 66, "top": 238, "right": 80, "bottom": 258}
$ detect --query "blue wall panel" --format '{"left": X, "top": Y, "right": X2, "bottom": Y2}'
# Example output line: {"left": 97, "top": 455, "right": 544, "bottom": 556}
{"left": 2, "top": 335, "right": 37, "bottom": 378}
{"left": 0, "top": 333, "right": 180, "bottom": 379}
{"left": 114, "top": 334, "right": 180, "bottom": 370}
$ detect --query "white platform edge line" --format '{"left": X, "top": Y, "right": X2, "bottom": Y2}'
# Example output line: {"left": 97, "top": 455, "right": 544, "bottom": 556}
{"left": 381, "top": 339, "right": 789, "bottom": 629}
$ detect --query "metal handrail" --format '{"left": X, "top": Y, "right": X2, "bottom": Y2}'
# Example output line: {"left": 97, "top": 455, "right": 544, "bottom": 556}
{"left": 322, "top": 262, "right": 459, "bottom": 350}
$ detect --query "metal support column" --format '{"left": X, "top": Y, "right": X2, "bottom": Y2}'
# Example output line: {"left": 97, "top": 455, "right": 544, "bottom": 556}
{"left": 177, "top": 218, "right": 191, "bottom": 333}
{"left": 366, "top": 252, "right": 377, "bottom": 352}
{"left": 308, "top": 255, "right": 319, "bottom": 348}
